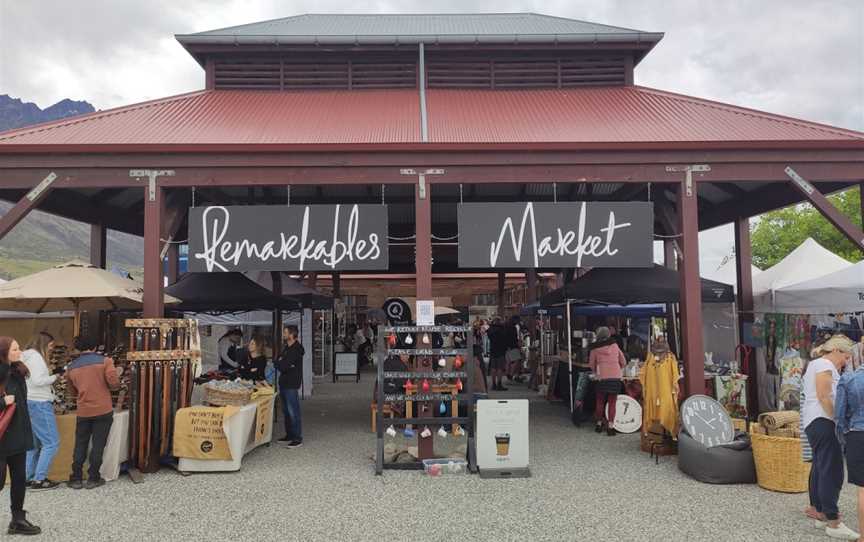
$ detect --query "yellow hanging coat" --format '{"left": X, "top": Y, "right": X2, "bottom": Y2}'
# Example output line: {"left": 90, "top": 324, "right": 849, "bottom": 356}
{"left": 640, "top": 352, "right": 680, "bottom": 436}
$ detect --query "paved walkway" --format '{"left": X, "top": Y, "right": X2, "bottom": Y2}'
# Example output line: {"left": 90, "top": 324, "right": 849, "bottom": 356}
{"left": 20, "top": 376, "right": 859, "bottom": 541}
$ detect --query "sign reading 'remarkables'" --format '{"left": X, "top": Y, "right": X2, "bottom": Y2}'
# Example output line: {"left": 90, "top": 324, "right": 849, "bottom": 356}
{"left": 458, "top": 202, "right": 654, "bottom": 269}
{"left": 188, "top": 204, "right": 389, "bottom": 272}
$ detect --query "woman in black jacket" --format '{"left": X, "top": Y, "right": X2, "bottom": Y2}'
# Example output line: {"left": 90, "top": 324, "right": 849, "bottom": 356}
{"left": 0, "top": 336, "right": 41, "bottom": 535}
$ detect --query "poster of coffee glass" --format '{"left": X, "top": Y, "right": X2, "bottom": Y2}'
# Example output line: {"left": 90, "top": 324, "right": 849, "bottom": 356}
{"left": 476, "top": 399, "right": 530, "bottom": 478}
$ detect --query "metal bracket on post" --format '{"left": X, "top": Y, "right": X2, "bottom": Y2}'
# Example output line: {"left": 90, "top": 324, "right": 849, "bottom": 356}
{"left": 666, "top": 165, "right": 711, "bottom": 197}
{"left": 129, "top": 169, "right": 176, "bottom": 201}
{"left": 26, "top": 172, "right": 58, "bottom": 202}
{"left": 784, "top": 166, "right": 815, "bottom": 195}
{"left": 400, "top": 168, "right": 445, "bottom": 199}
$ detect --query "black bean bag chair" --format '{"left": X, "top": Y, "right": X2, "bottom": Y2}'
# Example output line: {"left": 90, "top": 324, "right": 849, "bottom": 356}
{"left": 677, "top": 431, "right": 757, "bottom": 484}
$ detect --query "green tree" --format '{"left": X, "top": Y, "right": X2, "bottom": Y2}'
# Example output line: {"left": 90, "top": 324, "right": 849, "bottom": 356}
{"left": 750, "top": 187, "right": 863, "bottom": 269}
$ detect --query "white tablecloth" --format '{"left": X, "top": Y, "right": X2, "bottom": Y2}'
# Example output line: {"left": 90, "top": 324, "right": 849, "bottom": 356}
{"left": 177, "top": 396, "right": 275, "bottom": 472}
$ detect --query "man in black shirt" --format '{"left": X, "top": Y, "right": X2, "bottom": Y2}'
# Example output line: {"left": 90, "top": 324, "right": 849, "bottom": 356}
{"left": 275, "top": 326, "right": 304, "bottom": 448}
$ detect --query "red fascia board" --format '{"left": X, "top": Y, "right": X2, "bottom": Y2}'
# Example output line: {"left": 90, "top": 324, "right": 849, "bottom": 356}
{"left": 2, "top": 139, "right": 864, "bottom": 155}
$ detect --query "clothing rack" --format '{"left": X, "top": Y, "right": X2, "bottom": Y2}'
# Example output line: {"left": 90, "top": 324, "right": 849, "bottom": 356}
{"left": 125, "top": 319, "right": 200, "bottom": 475}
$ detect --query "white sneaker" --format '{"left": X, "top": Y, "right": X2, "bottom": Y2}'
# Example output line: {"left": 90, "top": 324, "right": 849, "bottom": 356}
{"left": 814, "top": 519, "right": 826, "bottom": 529}
{"left": 825, "top": 522, "right": 860, "bottom": 540}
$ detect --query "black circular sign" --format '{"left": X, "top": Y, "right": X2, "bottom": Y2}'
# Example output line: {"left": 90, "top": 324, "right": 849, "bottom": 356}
{"left": 382, "top": 298, "right": 412, "bottom": 324}
{"left": 201, "top": 440, "right": 214, "bottom": 453}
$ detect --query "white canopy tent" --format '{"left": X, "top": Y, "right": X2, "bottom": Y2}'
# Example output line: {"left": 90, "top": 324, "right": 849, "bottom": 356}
{"left": 702, "top": 257, "right": 761, "bottom": 294}
{"left": 753, "top": 238, "right": 852, "bottom": 312}
{"left": 771, "top": 260, "right": 864, "bottom": 315}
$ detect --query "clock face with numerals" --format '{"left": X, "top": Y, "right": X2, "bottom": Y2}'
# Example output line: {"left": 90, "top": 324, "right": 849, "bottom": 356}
{"left": 681, "top": 395, "right": 734, "bottom": 447}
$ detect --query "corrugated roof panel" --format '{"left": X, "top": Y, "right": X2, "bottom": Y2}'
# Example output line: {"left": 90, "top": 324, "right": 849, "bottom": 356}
{"left": 2, "top": 86, "right": 863, "bottom": 149}
{"left": 183, "top": 13, "right": 655, "bottom": 39}
{"left": 426, "top": 86, "right": 864, "bottom": 143}
{"left": 0, "top": 90, "right": 421, "bottom": 145}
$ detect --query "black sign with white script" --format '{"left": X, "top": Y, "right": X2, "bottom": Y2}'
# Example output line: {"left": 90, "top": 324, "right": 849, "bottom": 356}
{"left": 458, "top": 202, "right": 653, "bottom": 269}
{"left": 188, "top": 204, "right": 389, "bottom": 272}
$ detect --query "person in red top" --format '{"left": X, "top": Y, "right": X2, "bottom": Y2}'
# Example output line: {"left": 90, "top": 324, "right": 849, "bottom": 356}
{"left": 65, "top": 336, "right": 121, "bottom": 490}
{"left": 589, "top": 327, "right": 626, "bottom": 436}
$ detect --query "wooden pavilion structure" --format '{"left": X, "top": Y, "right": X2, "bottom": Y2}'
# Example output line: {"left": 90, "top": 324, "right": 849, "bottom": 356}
{"left": 1, "top": 13, "right": 862, "bottom": 400}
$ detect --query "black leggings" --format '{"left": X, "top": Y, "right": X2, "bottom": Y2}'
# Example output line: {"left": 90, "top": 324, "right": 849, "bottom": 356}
{"left": 0, "top": 452, "right": 26, "bottom": 516}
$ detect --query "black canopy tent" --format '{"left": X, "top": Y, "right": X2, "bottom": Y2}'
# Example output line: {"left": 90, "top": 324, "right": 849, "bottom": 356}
{"left": 165, "top": 272, "right": 300, "bottom": 313}
{"left": 540, "top": 265, "right": 734, "bottom": 307}
{"left": 243, "top": 271, "right": 333, "bottom": 309}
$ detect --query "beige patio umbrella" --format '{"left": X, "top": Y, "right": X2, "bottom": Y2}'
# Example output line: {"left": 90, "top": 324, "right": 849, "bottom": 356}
{"left": 0, "top": 261, "right": 179, "bottom": 332}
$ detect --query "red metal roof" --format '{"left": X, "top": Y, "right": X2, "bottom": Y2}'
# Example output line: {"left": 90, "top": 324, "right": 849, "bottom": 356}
{"left": 0, "top": 89, "right": 421, "bottom": 147}
{"left": 1, "top": 86, "right": 862, "bottom": 151}
{"left": 425, "top": 87, "right": 864, "bottom": 144}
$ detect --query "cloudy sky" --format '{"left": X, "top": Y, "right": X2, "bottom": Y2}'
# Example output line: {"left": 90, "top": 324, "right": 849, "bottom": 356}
{"left": 1, "top": 0, "right": 863, "bottom": 278}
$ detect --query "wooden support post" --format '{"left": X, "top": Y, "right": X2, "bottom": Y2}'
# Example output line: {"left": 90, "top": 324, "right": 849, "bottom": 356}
{"left": 166, "top": 243, "right": 179, "bottom": 286}
{"left": 734, "top": 217, "right": 756, "bottom": 415}
{"left": 663, "top": 240, "right": 680, "bottom": 356}
{"left": 90, "top": 222, "right": 107, "bottom": 269}
{"left": 415, "top": 182, "right": 432, "bottom": 299}
{"left": 678, "top": 179, "right": 705, "bottom": 398}
{"left": 143, "top": 184, "right": 165, "bottom": 318}
{"left": 497, "top": 272, "right": 506, "bottom": 317}
{"left": 526, "top": 269, "right": 538, "bottom": 334}
{"left": 0, "top": 172, "right": 57, "bottom": 242}
{"left": 786, "top": 167, "right": 864, "bottom": 251}
{"left": 332, "top": 272, "right": 341, "bottom": 299}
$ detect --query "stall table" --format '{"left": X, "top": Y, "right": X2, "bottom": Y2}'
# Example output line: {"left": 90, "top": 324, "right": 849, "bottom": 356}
{"left": 177, "top": 395, "right": 275, "bottom": 473}
{"left": 47, "top": 410, "right": 129, "bottom": 482}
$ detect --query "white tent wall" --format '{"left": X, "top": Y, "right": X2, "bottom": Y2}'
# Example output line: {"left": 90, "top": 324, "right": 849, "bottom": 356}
{"left": 752, "top": 238, "right": 852, "bottom": 312}
{"left": 193, "top": 311, "right": 303, "bottom": 373}
{"left": 771, "top": 260, "right": 864, "bottom": 315}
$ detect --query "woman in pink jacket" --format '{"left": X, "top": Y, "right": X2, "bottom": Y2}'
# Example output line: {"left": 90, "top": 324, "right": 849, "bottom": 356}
{"left": 589, "top": 327, "right": 626, "bottom": 436}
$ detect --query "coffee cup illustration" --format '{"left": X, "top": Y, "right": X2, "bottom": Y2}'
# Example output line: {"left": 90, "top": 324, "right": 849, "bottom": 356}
{"left": 495, "top": 433, "right": 511, "bottom": 456}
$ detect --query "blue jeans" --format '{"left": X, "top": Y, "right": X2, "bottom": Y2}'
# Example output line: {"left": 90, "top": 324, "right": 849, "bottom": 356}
{"left": 26, "top": 400, "right": 60, "bottom": 482}
{"left": 279, "top": 387, "right": 302, "bottom": 441}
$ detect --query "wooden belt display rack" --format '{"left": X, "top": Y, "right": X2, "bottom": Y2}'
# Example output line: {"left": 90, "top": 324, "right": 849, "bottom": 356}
{"left": 375, "top": 325, "right": 476, "bottom": 475}
{"left": 125, "top": 318, "right": 200, "bottom": 477}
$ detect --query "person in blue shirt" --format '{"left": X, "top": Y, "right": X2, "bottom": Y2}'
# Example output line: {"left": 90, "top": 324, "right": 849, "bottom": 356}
{"left": 835, "top": 348, "right": 864, "bottom": 541}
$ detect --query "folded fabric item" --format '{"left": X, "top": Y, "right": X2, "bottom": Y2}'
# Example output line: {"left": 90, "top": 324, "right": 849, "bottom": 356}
{"left": 759, "top": 411, "right": 800, "bottom": 430}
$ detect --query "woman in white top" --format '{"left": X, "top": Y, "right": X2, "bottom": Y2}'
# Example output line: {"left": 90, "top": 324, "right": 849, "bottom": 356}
{"left": 21, "top": 332, "right": 60, "bottom": 491}
{"left": 801, "top": 334, "right": 857, "bottom": 540}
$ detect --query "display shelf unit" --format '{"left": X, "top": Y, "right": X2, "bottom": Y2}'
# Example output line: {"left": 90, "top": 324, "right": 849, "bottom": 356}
{"left": 375, "top": 325, "right": 476, "bottom": 475}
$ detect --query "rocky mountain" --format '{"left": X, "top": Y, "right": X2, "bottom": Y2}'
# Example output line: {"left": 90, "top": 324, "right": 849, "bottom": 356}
{"left": 0, "top": 95, "right": 143, "bottom": 279}
{"left": 0, "top": 94, "right": 96, "bottom": 131}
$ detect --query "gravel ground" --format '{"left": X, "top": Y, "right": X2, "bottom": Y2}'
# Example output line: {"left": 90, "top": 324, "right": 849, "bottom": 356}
{"left": 14, "top": 376, "right": 860, "bottom": 542}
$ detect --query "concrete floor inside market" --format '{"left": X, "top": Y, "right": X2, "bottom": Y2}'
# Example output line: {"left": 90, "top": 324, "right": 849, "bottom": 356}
{"left": 24, "top": 375, "right": 860, "bottom": 542}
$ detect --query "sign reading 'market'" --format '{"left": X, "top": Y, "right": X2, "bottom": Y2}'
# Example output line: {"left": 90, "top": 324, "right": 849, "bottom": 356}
{"left": 458, "top": 202, "right": 653, "bottom": 268}
{"left": 188, "top": 204, "right": 389, "bottom": 272}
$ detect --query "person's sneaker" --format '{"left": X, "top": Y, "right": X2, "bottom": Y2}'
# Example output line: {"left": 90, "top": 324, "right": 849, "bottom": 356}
{"left": 84, "top": 478, "right": 106, "bottom": 490}
{"left": 284, "top": 440, "right": 303, "bottom": 448}
{"left": 606, "top": 428, "right": 617, "bottom": 436}
{"left": 66, "top": 480, "right": 83, "bottom": 490}
{"left": 825, "top": 522, "right": 859, "bottom": 540}
{"left": 29, "top": 480, "right": 60, "bottom": 491}
{"left": 7, "top": 517, "right": 41, "bottom": 536}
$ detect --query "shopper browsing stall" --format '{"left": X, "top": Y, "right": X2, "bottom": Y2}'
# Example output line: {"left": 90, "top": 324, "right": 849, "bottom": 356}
{"left": 487, "top": 317, "right": 508, "bottom": 391}
{"left": 589, "top": 327, "right": 626, "bottom": 436}
{"left": 22, "top": 332, "right": 60, "bottom": 491}
{"left": 835, "top": 358, "right": 864, "bottom": 541}
{"left": 217, "top": 329, "right": 242, "bottom": 372}
{"left": 801, "top": 334, "right": 858, "bottom": 540}
{"left": 0, "top": 337, "right": 41, "bottom": 536}
{"left": 275, "top": 326, "right": 303, "bottom": 448}
{"left": 66, "top": 336, "right": 122, "bottom": 490}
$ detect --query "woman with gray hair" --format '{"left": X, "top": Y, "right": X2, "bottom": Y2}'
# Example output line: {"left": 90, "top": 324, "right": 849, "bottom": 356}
{"left": 801, "top": 334, "right": 858, "bottom": 540}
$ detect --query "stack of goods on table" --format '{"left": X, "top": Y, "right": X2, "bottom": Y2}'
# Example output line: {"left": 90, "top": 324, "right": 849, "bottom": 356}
{"left": 202, "top": 379, "right": 274, "bottom": 407}
{"left": 125, "top": 318, "right": 201, "bottom": 473}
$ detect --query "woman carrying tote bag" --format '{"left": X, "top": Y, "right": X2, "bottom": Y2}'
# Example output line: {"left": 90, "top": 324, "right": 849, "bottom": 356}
{"left": 0, "top": 336, "right": 41, "bottom": 535}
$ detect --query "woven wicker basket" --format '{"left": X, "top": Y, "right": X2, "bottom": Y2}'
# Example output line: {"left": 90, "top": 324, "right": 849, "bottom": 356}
{"left": 203, "top": 385, "right": 252, "bottom": 407}
{"left": 732, "top": 418, "right": 747, "bottom": 433}
{"left": 750, "top": 425, "right": 810, "bottom": 493}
